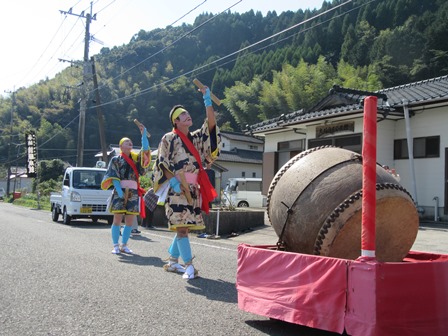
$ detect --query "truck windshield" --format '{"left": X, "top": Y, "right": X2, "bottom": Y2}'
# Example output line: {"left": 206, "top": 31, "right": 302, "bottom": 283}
{"left": 72, "top": 170, "right": 105, "bottom": 189}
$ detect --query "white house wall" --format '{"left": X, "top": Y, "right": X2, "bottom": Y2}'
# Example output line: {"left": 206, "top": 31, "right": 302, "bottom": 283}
{"left": 221, "top": 138, "right": 263, "bottom": 152}
{"left": 394, "top": 106, "right": 447, "bottom": 211}
{"left": 305, "top": 118, "right": 394, "bottom": 165}
{"left": 220, "top": 162, "right": 263, "bottom": 188}
{"left": 221, "top": 137, "right": 232, "bottom": 151}
{"left": 376, "top": 119, "right": 396, "bottom": 166}
{"left": 264, "top": 130, "right": 304, "bottom": 152}
{"left": 0, "top": 178, "right": 33, "bottom": 193}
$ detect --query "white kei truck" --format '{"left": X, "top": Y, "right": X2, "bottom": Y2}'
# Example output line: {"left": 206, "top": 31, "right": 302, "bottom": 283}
{"left": 50, "top": 166, "right": 113, "bottom": 225}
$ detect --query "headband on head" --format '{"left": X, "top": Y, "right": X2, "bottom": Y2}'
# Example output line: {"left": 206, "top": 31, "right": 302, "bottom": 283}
{"left": 119, "top": 137, "right": 131, "bottom": 146}
{"left": 170, "top": 107, "right": 187, "bottom": 125}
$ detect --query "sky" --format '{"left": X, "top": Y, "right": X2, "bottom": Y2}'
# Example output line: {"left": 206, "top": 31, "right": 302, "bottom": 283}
{"left": 0, "top": 0, "right": 324, "bottom": 97}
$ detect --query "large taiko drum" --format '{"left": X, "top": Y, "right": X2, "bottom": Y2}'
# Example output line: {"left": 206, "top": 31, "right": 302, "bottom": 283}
{"left": 267, "top": 146, "right": 419, "bottom": 262}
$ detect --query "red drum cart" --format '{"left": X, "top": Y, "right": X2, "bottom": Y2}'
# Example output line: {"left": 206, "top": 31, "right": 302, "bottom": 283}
{"left": 237, "top": 97, "right": 448, "bottom": 335}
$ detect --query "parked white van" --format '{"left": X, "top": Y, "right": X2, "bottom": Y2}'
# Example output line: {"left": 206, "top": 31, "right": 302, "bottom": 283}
{"left": 223, "top": 178, "right": 266, "bottom": 208}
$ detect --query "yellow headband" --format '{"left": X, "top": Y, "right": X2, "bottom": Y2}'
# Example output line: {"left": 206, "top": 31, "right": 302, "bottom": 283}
{"left": 119, "top": 137, "right": 131, "bottom": 146}
{"left": 171, "top": 107, "right": 187, "bottom": 124}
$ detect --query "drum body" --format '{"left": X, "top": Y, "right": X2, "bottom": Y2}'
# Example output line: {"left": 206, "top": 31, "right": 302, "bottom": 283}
{"left": 267, "top": 147, "right": 418, "bottom": 262}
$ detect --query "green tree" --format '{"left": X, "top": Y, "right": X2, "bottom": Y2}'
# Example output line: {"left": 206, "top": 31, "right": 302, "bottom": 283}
{"left": 259, "top": 57, "right": 335, "bottom": 118}
{"left": 37, "top": 159, "right": 67, "bottom": 183}
{"left": 337, "top": 60, "right": 382, "bottom": 91}
{"left": 0, "top": 0, "right": 447, "bottom": 146}
{"left": 340, "top": 24, "right": 357, "bottom": 65}
{"left": 223, "top": 76, "right": 264, "bottom": 128}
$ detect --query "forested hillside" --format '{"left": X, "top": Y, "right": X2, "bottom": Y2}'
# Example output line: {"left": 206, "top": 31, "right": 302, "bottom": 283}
{"left": 1, "top": 0, "right": 447, "bottom": 168}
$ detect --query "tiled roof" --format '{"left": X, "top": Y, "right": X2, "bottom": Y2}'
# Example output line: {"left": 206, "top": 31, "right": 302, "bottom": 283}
{"left": 217, "top": 148, "right": 263, "bottom": 164}
{"left": 221, "top": 131, "right": 264, "bottom": 144}
{"left": 380, "top": 75, "right": 448, "bottom": 105}
{"left": 248, "top": 75, "right": 448, "bottom": 134}
{"left": 210, "top": 161, "right": 228, "bottom": 172}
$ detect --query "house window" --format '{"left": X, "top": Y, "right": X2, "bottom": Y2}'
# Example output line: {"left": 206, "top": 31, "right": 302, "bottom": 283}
{"left": 309, "top": 134, "right": 362, "bottom": 153}
{"left": 394, "top": 136, "right": 440, "bottom": 159}
{"left": 277, "top": 139, "right": 306, "bottom": 169}
{"left": 252, "top": 172, "right": 256, "bottom": 178}
{"left": 308, "top": 138, "right": 332, "bottom": 148}
{"left": 278, "top": 139, "right": 305, "bottom": 151}
{"left": 242, "top": 172, "right": 246, "bottom": 177}
{"left": 394, "top": 139, "right": 408, "bottom": 159}
{"left": 249, "top": 145, "right": 258, "bottom": 150}
{"left": 415, "top": 136, "right": 439, "bottom": 158}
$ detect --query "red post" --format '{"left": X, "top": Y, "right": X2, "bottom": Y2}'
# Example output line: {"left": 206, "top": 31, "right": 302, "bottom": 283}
{"left": 361, "top": 96, "right": 378, "bottom": 259}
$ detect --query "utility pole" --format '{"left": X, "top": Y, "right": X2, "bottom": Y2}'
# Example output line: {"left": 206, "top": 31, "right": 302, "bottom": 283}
{"left": 91, "top": 56, "right": 109, "bottom": 165}
{"left": 4, "top": 89, "right": 15, "bottom": 197}
{"left": 60, "top": 3, "right": 96, "bottom": 167}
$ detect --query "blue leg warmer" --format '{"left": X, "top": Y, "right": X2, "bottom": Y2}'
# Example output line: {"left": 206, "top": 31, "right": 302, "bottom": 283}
{"left": 168, "top": 235, "right": 180, "bottom": 258}
{"left": 177, "top": 237, "right": 192, "bottom": 264}
{"left": 122, "top": 225, "right": 132, "bottom": 244}
{"left": 111, "top": 225, "right": 120, "bottom": 245}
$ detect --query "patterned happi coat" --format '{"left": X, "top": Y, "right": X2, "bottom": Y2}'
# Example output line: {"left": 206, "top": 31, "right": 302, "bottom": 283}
{"left": 153, "top": 119, "right": 220, "bottom": 231}
{"left": 101, "top": 149, "right": 150, "bottom": 214}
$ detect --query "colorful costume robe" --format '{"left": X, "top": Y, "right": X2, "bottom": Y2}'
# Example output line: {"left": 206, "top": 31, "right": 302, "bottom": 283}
{"left": 153, "top": 119, "right": 220, "bottom": 230}
{"left": 101, "top": 149, "right": 151, "bottom": 215}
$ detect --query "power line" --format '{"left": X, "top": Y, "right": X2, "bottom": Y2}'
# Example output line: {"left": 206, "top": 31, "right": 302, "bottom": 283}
{"left": 92, "top": 0, "right": 218, "bottom": 94}
{"left": 14, "top": 16, "right": 69, "bottom": 88}
{"left": 192, "top": 0, "right": 369, "bottom": 80}
{"left": 5, "top": 0, "right": 365, "bottom": 168}
{"left": 2, "top": 1, "right": 220, "bottom": 169}
{"left": 87, "top": 0, "right": 243, "bottom": 106}
{"left": 14, "top": 8, "right": 86, "bottom": 92}
{"left": 170, "top": 0, "right": 208, "bottom": 26}
{"left": 91, "top": 0, "right": 355, "bottom": 110}
{"left": 0, "top": 0, "right": 214, "bottom": 168}
{"left": 19, "top": 0, "right": 219, "bottom": 149}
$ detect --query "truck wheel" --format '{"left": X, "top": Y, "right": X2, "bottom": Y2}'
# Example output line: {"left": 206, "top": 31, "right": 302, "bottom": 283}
{"left": 238, "top": 201, "right": 249, "bottom": 207}
{"left": 62, "top": 208, "right": 71, "bottom": 224}
{"left": 51, "top": 206, "right": 59, "bottom": 222}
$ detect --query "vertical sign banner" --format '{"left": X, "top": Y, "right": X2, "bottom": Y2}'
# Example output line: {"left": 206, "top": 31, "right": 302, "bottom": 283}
{"left": 26, "top": 132, "right": 37, "bottom": 178}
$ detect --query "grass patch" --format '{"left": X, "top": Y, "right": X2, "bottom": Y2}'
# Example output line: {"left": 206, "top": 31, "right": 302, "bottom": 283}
{"left": 11, "top": 193, "right": 51, "bottom": 211}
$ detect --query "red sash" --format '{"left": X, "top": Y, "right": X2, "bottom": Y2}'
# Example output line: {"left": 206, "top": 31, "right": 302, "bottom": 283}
{"left": 121, "top": 153, "right": 146, "bottom": 218}
{"left": 173, "top": 129, "right": 217, "bottom": 214}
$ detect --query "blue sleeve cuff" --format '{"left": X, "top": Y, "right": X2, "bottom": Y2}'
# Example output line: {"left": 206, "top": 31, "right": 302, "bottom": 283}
{"left": 142, "top": 128, "right": 149, "bottom": 150}
{"left": 112, "top": 179, "right": 121, "bottom": 190}
{"left": 203, "top": 88, "right": 212, "bottom": 107}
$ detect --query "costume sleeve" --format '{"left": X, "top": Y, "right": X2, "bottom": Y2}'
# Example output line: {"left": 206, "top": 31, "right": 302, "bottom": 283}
{"left": 142, "top": 129, "right": 149, "bottom": 150}
{"left": 101, "top": 156, "right": 120, "bottom": 190}
{"left": 153, "top": 133, "right": 175, "bottom": 192}
{"left": 140, "top": 148, "right": 151, "bottom": 169}
{"left": 193, "top": 119, "right": 221, "bottom": 164}
{"left": 140, "top": 129, "right": 151, "bottom": 168}
{"left": 130, "top": 149, "right": 150, "bottom": 177}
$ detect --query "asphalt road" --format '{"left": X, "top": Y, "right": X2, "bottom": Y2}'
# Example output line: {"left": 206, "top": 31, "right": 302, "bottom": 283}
{"left": 1, "top": 202, "right": 447, "bottom": 336}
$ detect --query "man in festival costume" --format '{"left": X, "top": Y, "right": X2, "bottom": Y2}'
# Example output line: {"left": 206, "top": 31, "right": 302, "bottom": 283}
{"left": 101, "top": 123, "right": 151, "bottom": 254}
{"left": 153, "top": 86, "right": 220, "bottom": 279}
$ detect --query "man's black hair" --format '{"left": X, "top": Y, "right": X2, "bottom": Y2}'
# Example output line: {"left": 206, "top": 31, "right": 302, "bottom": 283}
{"left": 169, "top": 104, "right": 186, "bottom": 127}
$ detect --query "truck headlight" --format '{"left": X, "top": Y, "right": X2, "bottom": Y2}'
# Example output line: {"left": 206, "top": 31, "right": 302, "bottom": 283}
{"left": 71, "top": 191, "right": 82, "bottom": 202}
